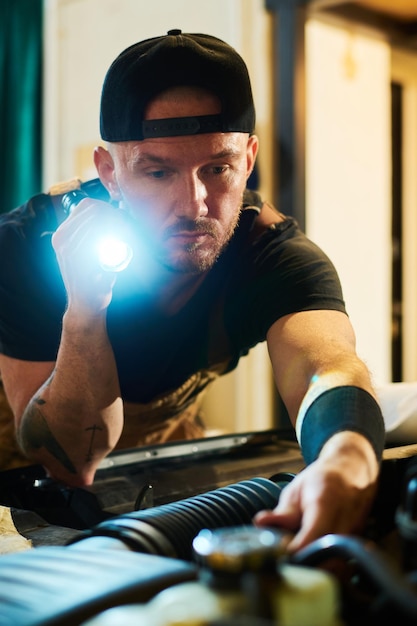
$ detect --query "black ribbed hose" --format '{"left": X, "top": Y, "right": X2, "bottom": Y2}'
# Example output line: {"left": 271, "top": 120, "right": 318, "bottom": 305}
{"left": 75, "top": 476, "right": 291, "bottom": 561}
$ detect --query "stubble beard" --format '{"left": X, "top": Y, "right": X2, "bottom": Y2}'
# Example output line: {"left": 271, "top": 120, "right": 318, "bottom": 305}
{"left": 162, "top": 212, "right": 241, "bottom": 275}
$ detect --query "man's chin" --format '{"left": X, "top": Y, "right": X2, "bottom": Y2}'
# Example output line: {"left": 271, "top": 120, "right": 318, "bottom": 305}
{"left": 162, "top": 250, "right": 220, "bottom": 275}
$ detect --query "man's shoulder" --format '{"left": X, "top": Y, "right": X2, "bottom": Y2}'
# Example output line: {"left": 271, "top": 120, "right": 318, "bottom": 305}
{"left": 0, "top": 177, "right": 106, "bottom": 239}
{"left": 237, "top": 191, "right": 297, "bottom": 249}
{"left": 0, "top": 192, "right": 53, "bottom": 233}
{"left": 0, "top": 191, "right": 58, "bottom": 273}
{"left": 242, "top": 188, "right": 263, "bottom": 210}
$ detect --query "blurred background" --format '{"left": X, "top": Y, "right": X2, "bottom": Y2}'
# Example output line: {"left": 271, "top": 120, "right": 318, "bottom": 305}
{"left": 1, "top": 0, "right": 417, "bottom": 435}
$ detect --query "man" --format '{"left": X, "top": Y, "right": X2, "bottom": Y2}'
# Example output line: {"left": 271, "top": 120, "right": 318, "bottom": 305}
{"left": 0, "top": 30, "right": 384, "bottom": 551}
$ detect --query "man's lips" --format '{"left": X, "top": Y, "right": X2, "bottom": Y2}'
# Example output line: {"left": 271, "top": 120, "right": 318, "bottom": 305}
{"left": 164, "top": 222, "right": 216, "bottom": 244}
{"left": 169, "top": 230, "right": 211, "bottom": 245}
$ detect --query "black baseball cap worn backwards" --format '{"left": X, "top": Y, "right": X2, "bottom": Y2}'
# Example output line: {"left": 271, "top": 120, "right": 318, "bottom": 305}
{"left": 100, "top": 29, "right": 255, "bottom": 142}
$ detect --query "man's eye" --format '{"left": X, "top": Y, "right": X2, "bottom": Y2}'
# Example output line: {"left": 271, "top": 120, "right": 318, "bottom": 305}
{"left": 212, "top": 165, "right": 228, "bottom": 175}
{"left": 149, "top": 170, "right": 166, "bottom": 179}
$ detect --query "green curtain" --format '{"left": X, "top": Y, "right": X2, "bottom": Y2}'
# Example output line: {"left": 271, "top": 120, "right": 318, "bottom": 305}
{"left": 0, "top": 0, "right": 43, "bottom": 213}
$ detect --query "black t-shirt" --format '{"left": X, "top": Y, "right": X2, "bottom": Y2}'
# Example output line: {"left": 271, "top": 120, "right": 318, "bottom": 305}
{"left": 0, "top": 184, "right": 346, "bottom": 405}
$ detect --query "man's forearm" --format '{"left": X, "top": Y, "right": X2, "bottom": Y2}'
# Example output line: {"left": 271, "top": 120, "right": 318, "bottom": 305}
{"left": 18, "top": 311, "right": 123, "bottom": 486}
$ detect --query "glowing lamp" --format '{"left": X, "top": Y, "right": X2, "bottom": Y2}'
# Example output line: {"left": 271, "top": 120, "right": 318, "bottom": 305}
{"left": 61, "top": 190, "right": 132, "bottom": 272}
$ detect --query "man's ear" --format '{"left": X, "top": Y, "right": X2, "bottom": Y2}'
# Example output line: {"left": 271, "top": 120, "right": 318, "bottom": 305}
{"left": 93, "top": 146, "right": 121, "bottom": 201}
{"left": 246, "top": 134, "right": 259, "bottom": 180}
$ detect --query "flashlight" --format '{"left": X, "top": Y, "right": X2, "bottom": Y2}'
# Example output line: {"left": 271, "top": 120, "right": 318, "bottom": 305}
{"left": 61, "top": 190, "right": 133, "bottom": 272}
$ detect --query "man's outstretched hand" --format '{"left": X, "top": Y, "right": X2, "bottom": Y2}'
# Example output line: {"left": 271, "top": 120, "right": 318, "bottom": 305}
{"left": 255, "top": 431, "right": 380, "bottom": 552}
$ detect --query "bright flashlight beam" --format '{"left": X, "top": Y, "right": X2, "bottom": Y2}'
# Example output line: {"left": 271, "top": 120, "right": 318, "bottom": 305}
{"left": 97, "top": 236, "right": 133, "bottom": 272}
{"left": 62, "top": 190, "right": 133, "bottom": 273}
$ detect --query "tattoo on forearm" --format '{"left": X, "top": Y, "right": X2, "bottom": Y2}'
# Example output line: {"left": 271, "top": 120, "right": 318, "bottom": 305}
{"left": 85, "top": 424, "right": 104, "bottom": 462}
{"left": 19, "top": 396, "right": 77, "bottom": 475}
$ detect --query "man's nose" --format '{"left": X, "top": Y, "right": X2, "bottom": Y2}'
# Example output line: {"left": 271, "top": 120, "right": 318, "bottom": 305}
{"left": 175, "top": 174, "right": 208, "bottom": 219}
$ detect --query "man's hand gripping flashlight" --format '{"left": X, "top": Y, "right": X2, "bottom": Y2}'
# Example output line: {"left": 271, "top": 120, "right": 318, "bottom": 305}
{"left": 61, "top": 190, "right": 133, "bottom": 272}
